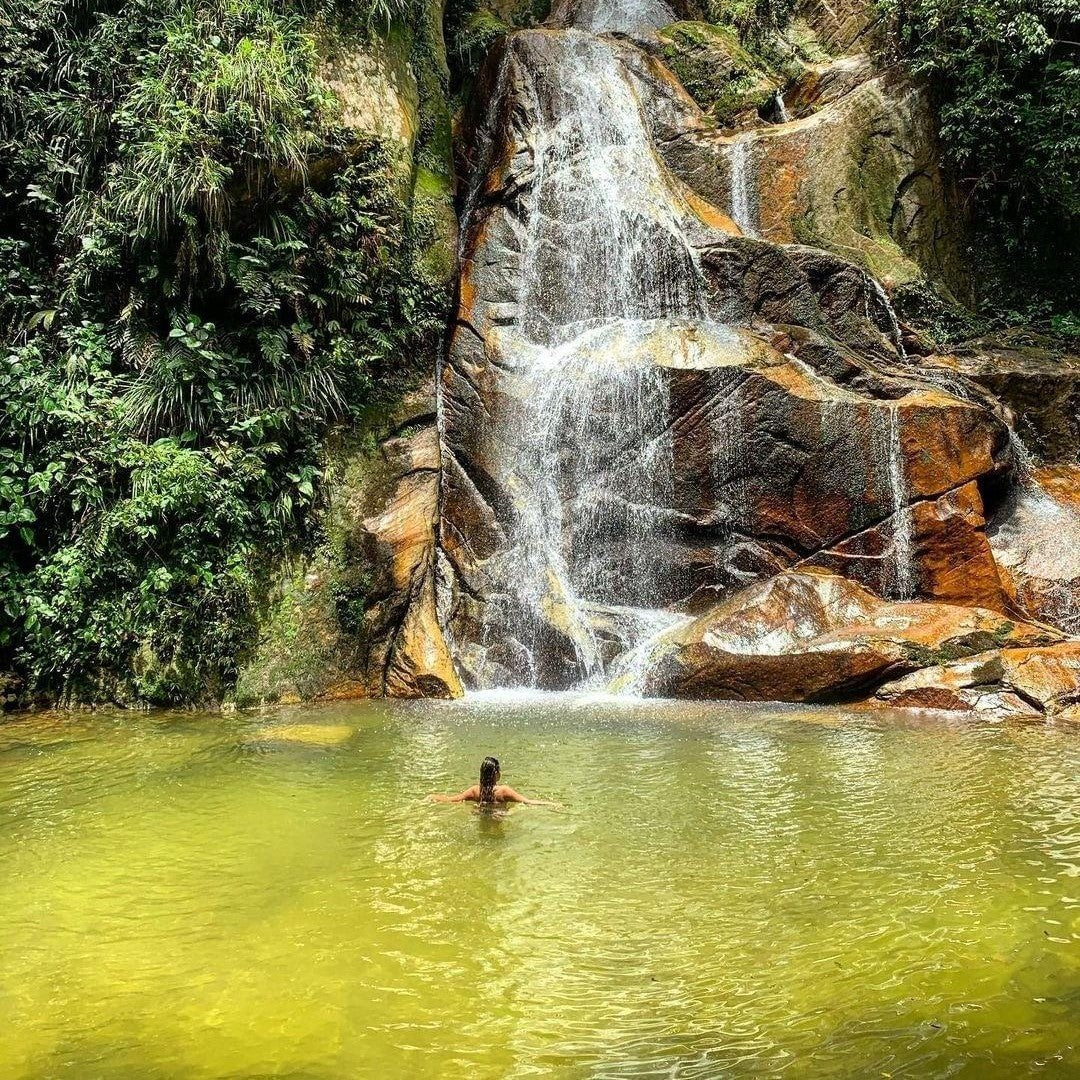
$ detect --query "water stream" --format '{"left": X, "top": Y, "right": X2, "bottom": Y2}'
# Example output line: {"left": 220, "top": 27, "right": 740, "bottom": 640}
{"left": 727, "top": 132, "right": 759, "bottom": 236}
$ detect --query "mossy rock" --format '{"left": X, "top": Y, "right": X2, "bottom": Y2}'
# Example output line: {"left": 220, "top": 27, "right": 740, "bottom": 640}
{"left": 660, "top": 21, "right": 779, "bottom": 128}
{"left": 411, "top": 165, "right": 458, "bottom": 287}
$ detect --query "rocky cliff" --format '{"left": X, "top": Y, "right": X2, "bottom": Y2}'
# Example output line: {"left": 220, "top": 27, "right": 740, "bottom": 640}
{"left": 247, "top": 0, "right": 1080, "bottom": 718}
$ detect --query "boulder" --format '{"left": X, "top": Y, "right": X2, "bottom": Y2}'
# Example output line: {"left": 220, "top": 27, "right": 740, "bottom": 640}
{"left": 753, "top": 76, "right": 962, "bottom": 289}
{"left": 782, "top": 55, "right": 876, "bottom": 118}
{"left": 988, "top": 466, "right": 1080, "bottom": 636}
{"left": 632, "top": 50, "right": 965, "bottom": 292}
{"left": 639, "top": 568, "right": 1057, "bottom": 701}
{"left": 874, "top": 644, "right": 1080, "bottom": 719}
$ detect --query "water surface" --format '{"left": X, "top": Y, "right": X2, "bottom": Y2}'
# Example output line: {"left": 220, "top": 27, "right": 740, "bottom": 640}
{"left": 2, "top": 697, "right": 1079, "bottom": 1078}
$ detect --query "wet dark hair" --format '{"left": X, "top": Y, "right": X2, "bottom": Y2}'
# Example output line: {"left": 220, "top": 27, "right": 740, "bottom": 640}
{"left": 478, "top": 757, "right": 500, "bottom": 805}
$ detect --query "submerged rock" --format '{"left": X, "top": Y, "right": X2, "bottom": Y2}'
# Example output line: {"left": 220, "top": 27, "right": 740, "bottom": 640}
{"left": 251, "top": 723, "right": 356, "bottom": 747}
{"left": 638, "top": 568, "right": 1057, "bottom": 702}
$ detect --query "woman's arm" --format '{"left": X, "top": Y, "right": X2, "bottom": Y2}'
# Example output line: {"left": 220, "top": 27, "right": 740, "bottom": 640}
{"left": 499, "top": 786, "right": 560, "bottom": 807}
{"left": 428, "top": 786, "right": 479, "bottom": 803}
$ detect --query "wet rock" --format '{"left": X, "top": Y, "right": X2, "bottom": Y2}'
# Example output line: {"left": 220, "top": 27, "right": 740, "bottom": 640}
{"left": 988, "top": 466, "right": 1080, "bottom": 636}
{"left": 874, "top": 644, "right": 1080, "bottom": 719}
{"left": 640, "top": 568, "right": 1057, "bottom": 702}
{"left": 810, "top": 481, "right": 1006, "bottom": 609}
{"left": 926, "top": 335, "right": 1080, "bottom": 465}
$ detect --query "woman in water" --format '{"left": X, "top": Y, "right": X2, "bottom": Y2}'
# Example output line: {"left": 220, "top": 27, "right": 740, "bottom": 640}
{"left": 429, "top": 757, "right": 558, "bottom": 807}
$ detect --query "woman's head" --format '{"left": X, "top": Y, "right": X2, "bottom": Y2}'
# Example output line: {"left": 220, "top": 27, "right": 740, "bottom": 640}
{"left": 479, "top": 756, "right": 500, "bottom": 803}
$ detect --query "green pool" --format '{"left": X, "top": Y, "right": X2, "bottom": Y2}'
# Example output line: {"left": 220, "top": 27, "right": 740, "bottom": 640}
{"left": 2, "top": 696, "right": 1079, "bottom": 1078}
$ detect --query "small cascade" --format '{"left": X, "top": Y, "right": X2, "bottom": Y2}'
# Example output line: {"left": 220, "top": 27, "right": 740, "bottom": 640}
{"left": 873, "top": 403, "right": 916, "bottom": 600}
{"left": 864, "top": 276, "right": 907, "bottom": 359}
{"left": 727, "top": 134, "right": 759, "bottom": 237}
{"left": 605, "top": 607, "right": 693, "bottom": 695}
{"left": 774, "top": 89, "right": 790, "bottom": 123}
{"left": 710, "top": 370, "right": 747, "bottom": 577}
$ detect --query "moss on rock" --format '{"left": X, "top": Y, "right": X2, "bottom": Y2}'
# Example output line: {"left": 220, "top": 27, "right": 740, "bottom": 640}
{"left": 661, "top": 21, "right": 779, "bottom": 128}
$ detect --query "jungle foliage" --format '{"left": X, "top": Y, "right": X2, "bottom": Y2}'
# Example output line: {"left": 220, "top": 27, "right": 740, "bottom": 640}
{"left": 881, "top": 0, "right": 1080, "bottom": 327}
{"left": 0, "top": 0, "right": 445, "bottom": 703}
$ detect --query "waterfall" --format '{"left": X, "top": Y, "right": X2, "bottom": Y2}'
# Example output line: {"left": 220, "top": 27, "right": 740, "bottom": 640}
{"left": 553, "top": 0, "right": 675, "bottom": 34}
{"left": 465, "top": 25, "right": 714, "bottom": 688}
{"left": 515, "top": 32, "right": 706, "bottom": 341}
{"left": 727, "top": 134, "right": 758, "bottom": 237}
{"left": 873, "top": 403, "right": 916, "bottom": 600}
{"left": 774, "top": 90, "right": 790, "bottom": 123}
{"left": 446, "top": 0, "right": 936, "bottom": 692}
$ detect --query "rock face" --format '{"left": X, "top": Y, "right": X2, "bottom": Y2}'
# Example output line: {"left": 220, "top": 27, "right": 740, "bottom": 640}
{"left": 437, "top": 17, "right": 1020, "bottom": 694}
{"left": 638, "top": 568, "right": 1057, "bottom": 702}
{"left": 354, "top": 0, "right": 1080, "bottom": 715}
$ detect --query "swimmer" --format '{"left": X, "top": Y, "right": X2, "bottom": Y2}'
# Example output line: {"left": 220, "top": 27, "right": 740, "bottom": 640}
{"left": 429, "top": 756, "right": 558, "bottom": 807}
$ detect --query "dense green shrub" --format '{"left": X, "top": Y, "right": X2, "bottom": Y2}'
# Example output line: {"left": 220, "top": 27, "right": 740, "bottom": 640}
{"left": 880, "top": 0, "right": 1080, "bottom": 326}
{"left": 0, "top": 0, "right": 445, "bottom": 703}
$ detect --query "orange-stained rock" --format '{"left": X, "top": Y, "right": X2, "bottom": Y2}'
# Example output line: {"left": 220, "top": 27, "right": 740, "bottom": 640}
{"left": 639, "top": 569, "right": 1057, "bottom": 702}
{"left": 874, "top": 644, "right": 1080, "bottom": 718}
{"left": 357, "top": 424, "right": 464, "bottom": 699}
{"left": 810, "top": 481, "right": 1007, "bottom": 608}
{"left": 988, "top": 465, "right": 1080, "bottom": 636}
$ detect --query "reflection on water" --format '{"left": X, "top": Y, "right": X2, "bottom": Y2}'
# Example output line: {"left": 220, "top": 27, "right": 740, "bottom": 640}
{"left": 1, "top": 698, "right": 1079, "bottom": 1078}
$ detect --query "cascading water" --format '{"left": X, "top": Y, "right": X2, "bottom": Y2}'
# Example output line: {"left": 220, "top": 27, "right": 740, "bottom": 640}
{"left": 727, "top": 133, "right": 759, "bottom": 237}
{"left": 461, "top": 21, "right": 725, "bottom": 689}
{"left": 879, "top": 403, "right": 916, "bottom": 600}
{"left": 864, "top": 276, "right": 907, "bottom": 360}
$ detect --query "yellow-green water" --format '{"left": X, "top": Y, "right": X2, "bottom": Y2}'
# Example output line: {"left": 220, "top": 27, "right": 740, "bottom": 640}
{"left": 2, "top": 696, "right": 1079, "bottom": 1079}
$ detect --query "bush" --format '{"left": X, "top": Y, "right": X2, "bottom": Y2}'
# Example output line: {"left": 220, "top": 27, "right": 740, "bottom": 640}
{"left": 880, "top": 0, "right": 1080, "bottom": 325}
